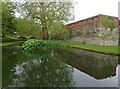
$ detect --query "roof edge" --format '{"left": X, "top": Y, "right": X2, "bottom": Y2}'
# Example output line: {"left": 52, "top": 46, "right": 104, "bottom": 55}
{"left": 67, "top": 14, "right": 118, "bottom": 25}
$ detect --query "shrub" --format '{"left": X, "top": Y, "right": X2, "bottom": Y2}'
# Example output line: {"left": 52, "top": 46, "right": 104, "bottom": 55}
{"left": 21, "top": 39, "right": 55, "bottom": 53}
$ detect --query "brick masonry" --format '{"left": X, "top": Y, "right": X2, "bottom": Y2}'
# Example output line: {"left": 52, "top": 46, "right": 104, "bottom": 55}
{"left": 67, "top": 14, "right": 119, "bottom": 45}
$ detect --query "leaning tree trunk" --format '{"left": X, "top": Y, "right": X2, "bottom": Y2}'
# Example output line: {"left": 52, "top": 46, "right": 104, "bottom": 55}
{"left": 42, "top": 26, "right": 48, "bottom": 40}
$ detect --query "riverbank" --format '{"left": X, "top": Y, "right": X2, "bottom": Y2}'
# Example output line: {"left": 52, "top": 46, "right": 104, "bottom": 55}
{"left": 0, "top": 35, "right": 26, "bottom": 47}
{"left": 70, "top": 43, "right": 119, "bottom": 55}
{"left": 37, "top": 40, "right": 120, "bottom": 55}
{"left": 1, "top": 39, "right": 120, "bottom": 55}
{"left": 1, "top": 41, "right": 24, "bottom": 47}
{"left": 55, "top": 40, "right": 119, "bottom": 55}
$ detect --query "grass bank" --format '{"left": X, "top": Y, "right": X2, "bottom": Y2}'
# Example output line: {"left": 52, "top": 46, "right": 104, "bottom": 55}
{"left": 1, "top": 41, "right": 24, "bottom": 47}
{"left": 0, "top": 35, "right": 25, "bottom": 47}
{"left": 1, "top": 38, "right": 120, "bottom": 55}
{"left": 1, "top": 35, "right": 20, "bottom": 42}
{"left": 45, "top": 40, "right": 120, "bottom": 55}
{"left": 69, "top": 42, "right": 119, "bottom": 55}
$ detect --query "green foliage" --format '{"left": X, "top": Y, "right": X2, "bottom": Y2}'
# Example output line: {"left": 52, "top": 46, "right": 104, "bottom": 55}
{"left": 99, "top": 16, "right": 116, "bottom": 45}
{"left": 21, "top": 39, "right": 69, "bottom": 53}
{"left": 16, "top": 18, "right": 42, "bottom": 38}
{"left": 2, "top": 2, "right": 17, "bottom": 36}
{"left": 21, "top": 39, "right": 55, "bottom": 53}
{"left": 17, "top": 2, "right": 74, "bottom": 39}
{"left": 48, "top": 22, "right": 70, "bottom": 40}
{"left": 0, "top": 2, "right": 2, "bottom": 37}
{"left": 102, "top": 16, "right": 115, "bottom": 29}
{"left": 2, "top": 1, "right": 73, "bottom": 39}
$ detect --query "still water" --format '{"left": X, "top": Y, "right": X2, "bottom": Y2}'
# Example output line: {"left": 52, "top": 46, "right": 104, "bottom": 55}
{"left": 2, "top": 45, "right": 119, "bottom": 87}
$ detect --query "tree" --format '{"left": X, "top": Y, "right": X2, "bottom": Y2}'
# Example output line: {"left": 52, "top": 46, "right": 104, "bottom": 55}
{"left": 47, "top": 21, "right": 70, "bottom": 40}
{"left": 2, "top": 2, "right": 17, "bottom": 36}
{"left": 16, "top": 1, "right": 74, "bottom": 39}
{"left": 16, "top": 18, "right": 42, "bottom": 38}
{"left": 0, "top": 1, "right": 2, "bottom": 35}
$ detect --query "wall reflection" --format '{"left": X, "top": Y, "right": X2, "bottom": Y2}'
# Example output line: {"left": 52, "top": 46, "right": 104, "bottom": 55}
{"left": 2, "top": 45, "right": 118, "bottom": 87}
{"left": 56, "top": 48, "right": 118, "bottom": 79}
{"left": 118, "top": 56, "right": 120, "bottom": 64}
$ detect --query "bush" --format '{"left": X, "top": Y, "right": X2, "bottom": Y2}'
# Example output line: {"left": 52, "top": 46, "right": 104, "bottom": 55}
{"left": 21, "top": 39, "right": 55, "bottom": 53}
{"left": 1, "top": 34, "right": 6, "bottom": 38}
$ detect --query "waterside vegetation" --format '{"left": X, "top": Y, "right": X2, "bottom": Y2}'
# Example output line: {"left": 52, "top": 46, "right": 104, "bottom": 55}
{"left": 21, "top": 39, "right": 120, "bottom": 55}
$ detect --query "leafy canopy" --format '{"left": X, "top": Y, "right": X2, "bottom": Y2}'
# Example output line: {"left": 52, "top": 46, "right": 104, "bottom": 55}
{"left": 16, "top": 1, "right": 74, "bottom": 39}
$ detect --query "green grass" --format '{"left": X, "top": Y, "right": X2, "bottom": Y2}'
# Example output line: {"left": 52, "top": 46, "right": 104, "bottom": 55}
{"left": 70, "top": 43, "right": 119, "bottom": 55}
{"left": 0, "top": 35, "right": 25, "bottom": 46}
{"left": 1, "top": 37, "right": 120, "bottom": 55}
{"left": 1, "top": 41, "right": 24, "bottom": 47}
{"left": 42, "top": 40, "right": 119, "bottom": 55}
{"left": 1, "top": 35, "right": 20, "bottom": 42}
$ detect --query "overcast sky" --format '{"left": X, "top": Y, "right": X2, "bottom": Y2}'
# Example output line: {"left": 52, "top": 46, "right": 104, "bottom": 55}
{"left": 70, "top": 0, "right": 120, "bottom": 23}
{"left": 14, "top": 0, "right": 120, "bottom": 23}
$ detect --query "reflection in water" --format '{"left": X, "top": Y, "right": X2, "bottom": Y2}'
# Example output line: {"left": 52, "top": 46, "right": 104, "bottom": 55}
{"left": 2, "top": 45, "right": 118, "bottom": 87}
{"left": 119, "top": 56, "right": 120, "bottom": 64}
{"left": 2, "top": 46, "right": 44, "bottom": 87}
{"left": 118, "top": 55, "right": 120, "bottom": 88}
{"left": 118, "top": 56, "right": 120, "bottom": 88}
{"left": 10, "top": 58, "right": 74, "bottom": 87}
{"left": 56, "top": 48, "right": 118, "bottom": 79}
{"left": 2, "top": 46, "right": 74, "bottom": 87}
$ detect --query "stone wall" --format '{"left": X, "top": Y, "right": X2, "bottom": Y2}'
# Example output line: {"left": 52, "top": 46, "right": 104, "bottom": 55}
{"left": 67, "top": 14, "right": 119, "bottom": 45}
{"left": 70, "top": 27, "right": 119, "bottom": 45}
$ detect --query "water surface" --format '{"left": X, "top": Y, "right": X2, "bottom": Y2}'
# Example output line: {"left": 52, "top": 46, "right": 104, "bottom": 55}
{"left": 2, "top": 45, "right": 119, "bottom": 87}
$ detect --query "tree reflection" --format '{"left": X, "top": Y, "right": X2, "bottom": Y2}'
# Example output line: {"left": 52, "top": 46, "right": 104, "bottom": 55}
{"left": 2, "top": 45, "right": 43, "bottom": 87}
{"left": 9, "top": 51, "right": 74, "bottom": 87}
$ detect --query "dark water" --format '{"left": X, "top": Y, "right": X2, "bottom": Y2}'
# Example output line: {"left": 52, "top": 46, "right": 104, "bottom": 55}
{"left": 2, "top": 45, "right": 119, "bottom": 87}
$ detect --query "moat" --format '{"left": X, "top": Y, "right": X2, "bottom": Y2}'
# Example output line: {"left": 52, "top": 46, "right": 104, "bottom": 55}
{"left": 2, "top": 44, "right": 119, "bottom": 87}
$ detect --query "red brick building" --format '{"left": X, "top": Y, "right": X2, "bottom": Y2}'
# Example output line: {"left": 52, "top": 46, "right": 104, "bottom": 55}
{"left": 66, "top": 14, "right": 119, "bottom": 45}
{"left": 67, "top": 14, "right": 119, "bottom": 30}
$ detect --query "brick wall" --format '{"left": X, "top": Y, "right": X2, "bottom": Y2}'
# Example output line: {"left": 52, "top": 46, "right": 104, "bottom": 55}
{"left": 67, "top": 14, "right": 119, "bottom": 45}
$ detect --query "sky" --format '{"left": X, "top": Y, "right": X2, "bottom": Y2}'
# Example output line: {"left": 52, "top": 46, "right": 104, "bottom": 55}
{"left": 14, "top": 0, "right": 120, "bottom": 23}
{"left": 70, "top": 0, "right": 120, "bottom": 23}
